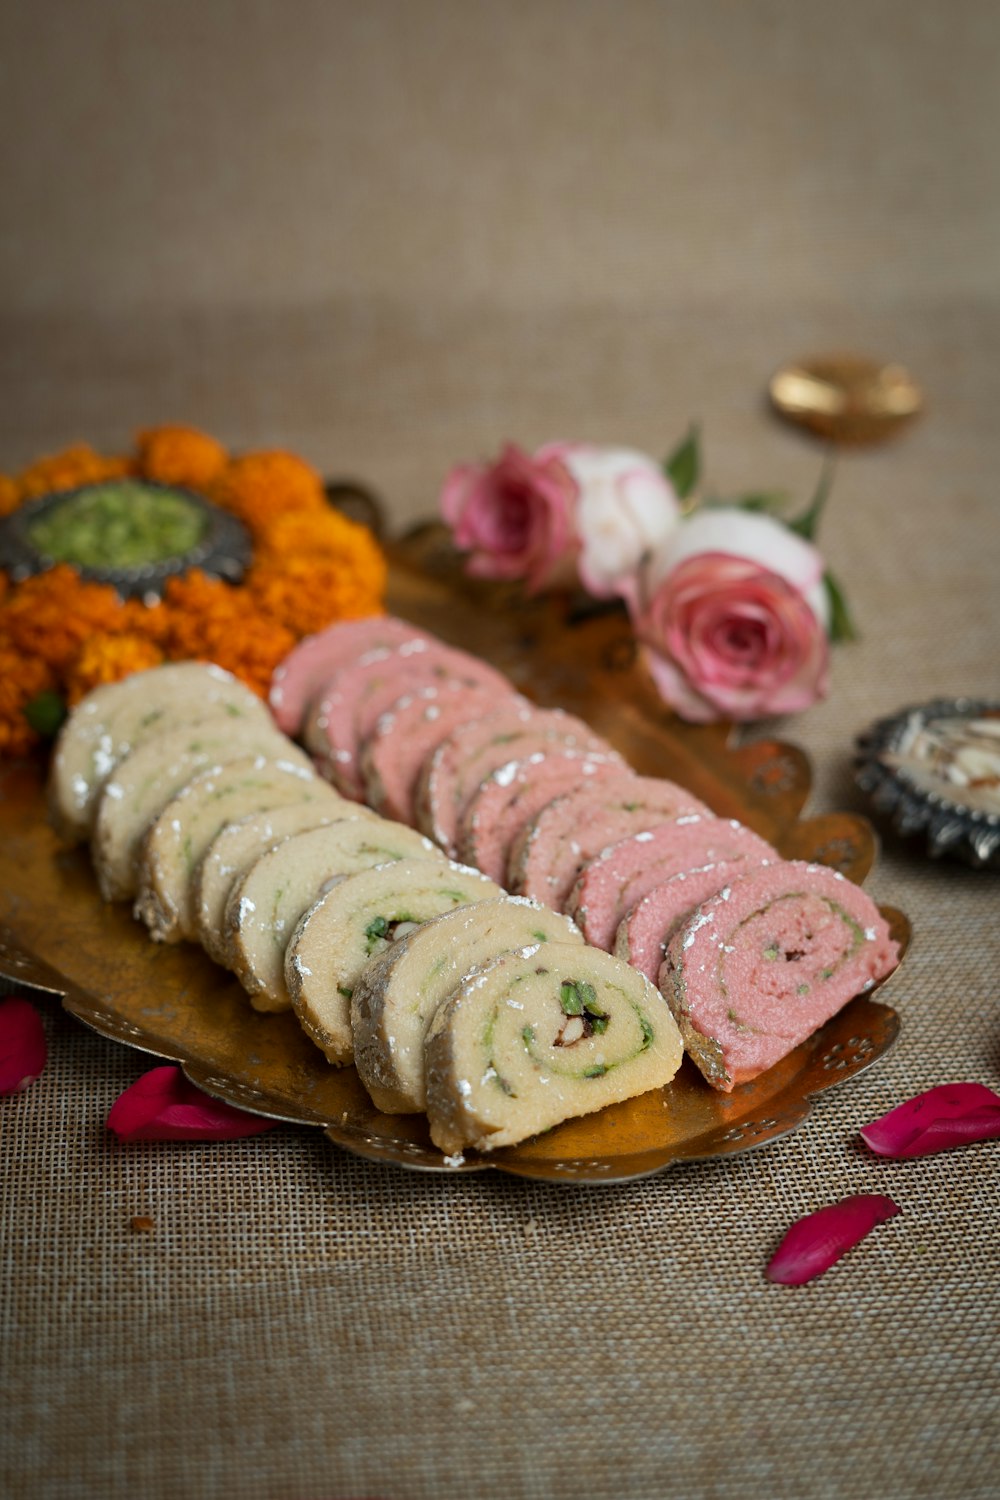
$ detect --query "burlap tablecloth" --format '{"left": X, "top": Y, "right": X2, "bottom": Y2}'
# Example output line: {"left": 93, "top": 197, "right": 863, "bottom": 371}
{"left": 2, "top": 4, "right": 999, "bottom": 1495}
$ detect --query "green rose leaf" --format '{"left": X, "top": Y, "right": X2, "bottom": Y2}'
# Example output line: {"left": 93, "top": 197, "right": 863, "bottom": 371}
{"left": 787, "top": 455, "right": 835, "bottom": 542}
{"left": 732, "top": 490, "right": 790, "bottom": 516}
{"left": 823, "top": 569, "right": 858, "bottom": 643}
{"left": 664, "top": 425, "right": 700, "bottom": 500}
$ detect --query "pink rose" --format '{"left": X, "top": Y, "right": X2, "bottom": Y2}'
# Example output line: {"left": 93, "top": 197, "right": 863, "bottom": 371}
{"left": 633, "top": 508, "right": 830, "bottom": 722}
{"left": 440, "top": 444, "right": 575, "bottom": 593}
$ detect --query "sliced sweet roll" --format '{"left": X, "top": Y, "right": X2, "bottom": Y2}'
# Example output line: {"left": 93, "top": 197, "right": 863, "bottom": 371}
{"left": 360, "top": 681, "right": 515, "bottom": 824}
{"left": 568, "top": 815, "right": 777, "bottom": 950}
{"left": 194, "top": 800, "right": 377, "bottom": 966}
{"left": 424, "top": 943, "right": 684, "bottom": 1155}
{"left": 303, "top": 639, "right": 515, "bottom": 798}
{"left": 134, "top": 752, "right": 337, "bottom": 943}
{"left": 457, "top": 751, "right": 622, "bottom": 884}
{"left": 91, "top": 719, "right": 309, "bottom": 903}
{"left": 509, "top": 771, "right": 713, "bottom": 910}
{"left": 414, "top": 703, "right": 622, "bottom": 856}
{"left": 49, "top": 661, "right": 272, "bottom": 843}
{"left": 659, "top": 860, "right": 901, "bottom": 1093}
{"left": 286, "top": 858, "right": 504, "bottom": 1065}
{"left": 614, "top": 857, "right": 771, "bottom": 980}
{"left": 226, "top": 819, "right": 442, "bottom": 1012}
{"left": 268, "top": 615, "right": 431, "bottom": 736}
{"left": 352, "top": 896, "right": 584, "bottom": 1114}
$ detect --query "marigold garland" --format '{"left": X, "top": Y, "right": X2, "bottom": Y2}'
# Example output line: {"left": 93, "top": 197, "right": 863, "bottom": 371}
{"left": 0, "top": 426, "right": 387, "bottom": 756}
{"left": 0, "top": 646, "right": 55, "bottom": 758}
{"left": 208, "top": 450, "right": 328, "bottom": 540}
{"left": 66, "top": 632, "right": 165, "bottom": 706}
{"left": 2, "top": 567, "right": 125, "bottom": 671}
{"left": 17, "top": 444, "right": 133, "bottom": 501}
{"left": 0, "top": 476, "right": 20, "bottom": 519}
{"left": 136, "top": 426, "right": 228, "bottom": 491}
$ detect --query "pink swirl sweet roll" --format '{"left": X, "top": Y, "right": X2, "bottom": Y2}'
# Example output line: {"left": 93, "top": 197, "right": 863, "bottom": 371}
{"left": 509, "top": 772, "right": 712, "bottom": 911}
{"left": 303, "top": 639, "right": 516, "bottom": 798}
{"left": 568, "top": 815, "right": 777, "bottom": 951}
{"left": 659, "top": 860, "right": 901, "bottom": 1092}
{"left": 614, "top": 856, "right": 772, "bottom": 981}
{"left": 415, "top": 703, "right": 621, "bottom": 856}
{"left": 457, "top": 752, "right": 623, "bottom": 885}
{"left": 269, "top": 616, "right": 431, "bottom": 736}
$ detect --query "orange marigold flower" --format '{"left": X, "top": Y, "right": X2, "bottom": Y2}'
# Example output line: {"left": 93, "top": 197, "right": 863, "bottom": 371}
{"left": 65, "top": 632, "right": 164, "bottom": 706}
{"left": 136, "top": 425, "right": 229, "bottom": 490}
{"left": 250, "top": 505, "right": 387, "bottom": 636}
{"left": 189, "top": 615, "right": 296, "bottom": 699}
{"left": 0, "top": 430, "right": 386, "bottom": 759}
{"left": 160, "top": 570, "right": 242, "bottom": 659}
{"left": 255, "top": 504, "right": 384, "bottom": 566}
{"left": 209, "top": 450, "right": 326, "bottom": 538}
{"left": 0, "top": 645, "right": 56, "bottom": 759}
{"left": 159, "top": 571, "right": 294, "bottom": 695}
{"left": 0, "top": 475, "right": 20, "bottom": 517}
{"left": 17, "top": 445, "right": 131, "bottom": 500}
{"left": 248, "top": 555, "right": 386, "bottom": 639}
{"left": 1, "top": 567, "right": 123, "bottom": 671}
{"left": 117, "top": 595, "right": 173, "bottom": 646}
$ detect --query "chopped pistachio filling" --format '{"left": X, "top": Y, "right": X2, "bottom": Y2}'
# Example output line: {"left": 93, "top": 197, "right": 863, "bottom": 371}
{"left": 518, "top": 990, "right": 652, "bottom": 1080}
{"left": 365, "top": 914, "right": 390, "bottom": 950}
{"left": 364, "top": 910, "right": 418, "bottom": 954}
{"left": 558, "top": 979, "right": 609, "bottom": 1036}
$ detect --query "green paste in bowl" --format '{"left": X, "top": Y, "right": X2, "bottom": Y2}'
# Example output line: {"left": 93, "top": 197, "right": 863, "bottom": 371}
{"left": 26, "top": 482, "right": 210, "bottom": 569}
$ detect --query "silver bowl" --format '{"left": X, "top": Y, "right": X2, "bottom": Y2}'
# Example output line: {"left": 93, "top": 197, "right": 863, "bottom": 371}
{"left": 855, "top": 698, "right": 1000, "bottom": 869}
{"left": 0, "top": 480, "right": 252, "bottom": 599}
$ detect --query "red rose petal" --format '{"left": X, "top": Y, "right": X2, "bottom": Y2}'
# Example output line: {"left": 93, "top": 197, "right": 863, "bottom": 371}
{"left": 107, "top": 1065, "right": 277, "bottom": 1142}
{"left": 0, "top": 995, "right": 48, "bottom": 1093}
{"left": 859, "top": 1082, "right": 1000, "bottom": 1158}
{"left": 766, "top": 1194, "right": 901, "bottom": 1286}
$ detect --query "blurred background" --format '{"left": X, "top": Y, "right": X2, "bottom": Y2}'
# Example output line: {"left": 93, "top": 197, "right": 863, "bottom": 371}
{"left": 0, "top": 0, "right": 997, "bottom": 528}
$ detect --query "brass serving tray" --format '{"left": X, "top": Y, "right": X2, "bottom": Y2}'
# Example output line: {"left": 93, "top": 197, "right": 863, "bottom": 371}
{"left": 0, "top": 529, "right": 907, "bottom": 1183}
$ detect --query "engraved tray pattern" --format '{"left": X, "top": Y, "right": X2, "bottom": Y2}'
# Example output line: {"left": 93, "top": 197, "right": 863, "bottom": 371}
{"left": 0, "top": 529, "right": 908, "bottom": 1184}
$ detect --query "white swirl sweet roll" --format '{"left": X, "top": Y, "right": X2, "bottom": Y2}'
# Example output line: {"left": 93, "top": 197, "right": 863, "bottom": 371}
{"left": 91, "top": 719, "right": 309, "bottom": 903}
{"left": 352, "top": 896, "right": 584, "bottom": 1114}
{"left": 286, "top": 857, "right": 503, "bottom": 1065}
{"left": 424, "top": 943, "right": 684, "bottom": 1155}
{"left": 226, "top": 819, "right": 442, "bottom": 1013}
{"left": 49, "top": 661, "right": 272, "bottom": 843}
{"left": 194, "top": 802, "right": 378, "bottom": 967}
{"left": 134, "top": 752, "right": 336, "bottom": 944}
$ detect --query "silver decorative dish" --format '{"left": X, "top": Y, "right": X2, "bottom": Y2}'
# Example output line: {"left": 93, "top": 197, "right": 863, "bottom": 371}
{"left": 856, "top": 698, "right": 1000, "bottom": 869}
{"left": 0, "top": 480, "right": 252, "bottom": 598}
